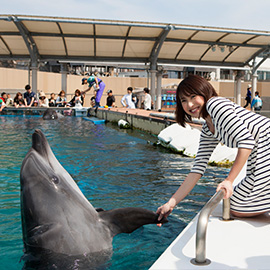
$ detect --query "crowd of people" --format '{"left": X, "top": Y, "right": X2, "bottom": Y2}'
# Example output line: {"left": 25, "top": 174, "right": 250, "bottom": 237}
{"left": 0, "top": 84, "right": 87, "bottom": 111}
{"left": 0, "top": 81, "right": 264, "bottom": 114}
{"left": 0, "top": 79, "right": 153, "bottom": 112}
{"left": 81, "top": 71, "right": 152, "bottom": 110}
{"left": 0, "top": 77, "right": 262, "bottom": 113}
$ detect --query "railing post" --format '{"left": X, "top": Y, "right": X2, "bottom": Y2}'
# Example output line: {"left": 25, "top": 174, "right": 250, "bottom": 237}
{"left": 222, "top": 198, "right": 231, "bottom": 221}
{"left": 190, "top": 189, "right": 233, "bottom": 266}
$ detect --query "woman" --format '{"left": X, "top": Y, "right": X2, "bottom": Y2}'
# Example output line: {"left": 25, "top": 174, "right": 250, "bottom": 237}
{"left": 56, "top": 90, "right": 67, "bottom": 107}
{"left": 49, "top": 93, "right": 56, "bottom": 107}
{"left": 14, "top": 92, "right": 25, "bottom": 108}
{"left": 67, "top": 89, "right": 84, "bottom": 107}
{"left": 157, "top": 75, "right": 270, "bottom": 222}
{"left": 38, "top": 91, "right": 49, "bottom": 107}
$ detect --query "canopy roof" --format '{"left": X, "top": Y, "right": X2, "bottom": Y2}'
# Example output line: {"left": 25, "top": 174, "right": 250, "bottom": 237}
{"left": 0, "top": 15, "right": 270, "bottom": 68}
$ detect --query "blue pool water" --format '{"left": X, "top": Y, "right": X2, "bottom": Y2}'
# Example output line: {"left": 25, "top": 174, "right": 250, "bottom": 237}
{"left": 0, "top": 115, "right": 229, "bottom": 269}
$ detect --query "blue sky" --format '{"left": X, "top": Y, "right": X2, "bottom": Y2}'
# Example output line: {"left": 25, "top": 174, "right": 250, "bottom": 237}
{"left": 1, "top": 0, "right": 269, "bottom": 31}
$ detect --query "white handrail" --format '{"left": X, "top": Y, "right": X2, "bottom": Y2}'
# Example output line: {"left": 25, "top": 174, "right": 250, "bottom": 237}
{"left": 191, "top": 189, "right": 232, "bottom": 265}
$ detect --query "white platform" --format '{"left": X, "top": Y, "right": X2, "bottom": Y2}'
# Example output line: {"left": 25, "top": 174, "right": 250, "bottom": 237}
{"left": 157, "top": 123, "right": 237, "bottom": 164}
{"left": 74, "top": 107, "right": 88, "bottom": 117}
{"left": 151, "top": 204, "right": 270, "bottom": 270}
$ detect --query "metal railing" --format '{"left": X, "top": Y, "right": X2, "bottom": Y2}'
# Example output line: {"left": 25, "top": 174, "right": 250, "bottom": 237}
{"left": 190, "top": 189, "right": 233, "bottom": 266}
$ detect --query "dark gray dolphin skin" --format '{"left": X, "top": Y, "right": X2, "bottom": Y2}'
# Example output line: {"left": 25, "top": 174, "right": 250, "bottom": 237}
{"left": 20, "top": 129, "right": 167, "bottom": 260}
{"left": 42, "top": 108, "right": 63, "bottom": 120}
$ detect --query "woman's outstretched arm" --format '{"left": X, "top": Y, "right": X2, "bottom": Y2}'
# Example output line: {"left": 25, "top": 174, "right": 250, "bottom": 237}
{"left": 157, "top": 172, "right": 202, "bottom": 222}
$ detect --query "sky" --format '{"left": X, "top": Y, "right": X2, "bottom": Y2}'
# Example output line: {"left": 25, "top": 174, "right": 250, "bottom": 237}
{"left": 1, "top": 0, "right": 270, "bottom": 32}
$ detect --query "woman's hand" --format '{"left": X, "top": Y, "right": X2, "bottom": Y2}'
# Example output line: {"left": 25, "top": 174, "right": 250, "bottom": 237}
{"left": 216, "top": 180, "right": 233, "bottom": 199}
{"left": 156, "top": 201, "right": 174, "bottom": 226}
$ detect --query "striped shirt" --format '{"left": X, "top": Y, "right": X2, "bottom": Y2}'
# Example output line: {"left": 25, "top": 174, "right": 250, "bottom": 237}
{"left": 191, "top": 97, "right": 270, "bottom": 213}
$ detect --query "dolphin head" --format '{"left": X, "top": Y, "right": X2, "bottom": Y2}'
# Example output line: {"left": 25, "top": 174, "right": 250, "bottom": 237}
{"left": 42, "top": 109, "right": 58, "bottom": 120}
{"left": 20, "top": 129, "right": 102, "bottom": 254}
{"left": 20, "top": 129, "right": 168, "bottom": 260}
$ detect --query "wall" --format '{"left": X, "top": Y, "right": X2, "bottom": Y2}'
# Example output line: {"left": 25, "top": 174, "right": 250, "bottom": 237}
{"left": 0, "top": 67, "right": 28, "bottom": 91}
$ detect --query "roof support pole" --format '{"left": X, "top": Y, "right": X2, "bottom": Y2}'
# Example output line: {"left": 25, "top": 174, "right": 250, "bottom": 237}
{"left": 146, "top": 69, "right": 150, "bottom": 89}
{"left": 27, "top": 61, "right": 31, "bottom": 85}
{"left": 31, "top": 61, "right": 38, "bottom": 94}
{"left": 61, "top": 63, "right": 69, "bottom": 93}
{"left": 11, "top": 16, "right": 40, "bottom": 93}
{"left": 149, "top": 25, "right": 172, "bottom": 110}
{"left": 251, "top": 60, "right": 259, "bottom": 105}
{"left": 234, "top": 70, "right": 244, "bottom": 106}
{"left": 156, "top": 71, "right": 162, "bottom": 110}
{"left": 250, "top": 50, "right": 270, "bottom": 102}
{"left": 150, "top": 70, "right": 157, "bottom": 109}
{"left": 251, "top": 70, "right": 258, "bottom": 102}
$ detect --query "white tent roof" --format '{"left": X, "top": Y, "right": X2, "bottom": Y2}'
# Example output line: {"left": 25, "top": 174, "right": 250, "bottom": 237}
{"left": 0, "top": 15, "right": 270, "bottom": 67}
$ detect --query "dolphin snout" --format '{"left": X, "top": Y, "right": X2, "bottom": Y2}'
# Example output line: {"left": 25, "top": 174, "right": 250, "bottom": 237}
{"left": 32, "top": 129, "right": 48, "bottom": 155}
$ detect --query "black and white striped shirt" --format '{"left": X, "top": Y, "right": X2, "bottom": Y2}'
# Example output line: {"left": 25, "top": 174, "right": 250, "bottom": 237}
{"left": 190, "top": 97, "right": 270, "bottom": 212}
{"left": 191, "top": 96, "right": 269, "bottom": 174}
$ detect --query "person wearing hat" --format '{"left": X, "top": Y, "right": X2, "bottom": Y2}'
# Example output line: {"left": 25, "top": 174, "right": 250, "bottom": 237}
{"left": 244, "top": 84, "right": 252, "bottom": 108}
{"left": 81, "top": 72, "right": 105, "bottom": 107}
{"left": 106, "top": 89, "right": 115, "bottom": 107}
{"left": 38, "top": 91, "right": 49, "bottom": 107}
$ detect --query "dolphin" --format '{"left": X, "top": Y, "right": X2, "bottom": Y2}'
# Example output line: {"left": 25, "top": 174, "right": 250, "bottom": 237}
{"left": 20, "top": 129, "right": 167, "bottom": 265}
{"left": 42, "top": 108, "right": 64, "bottom": 120}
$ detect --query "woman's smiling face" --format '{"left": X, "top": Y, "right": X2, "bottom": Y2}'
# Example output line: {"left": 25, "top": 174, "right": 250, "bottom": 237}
{"left": 180, "top": 94, "right": 205, "bottom": 118}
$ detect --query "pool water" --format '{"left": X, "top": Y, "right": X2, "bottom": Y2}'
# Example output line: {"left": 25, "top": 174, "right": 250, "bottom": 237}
{"left": 0, "top": 116, "right": 229, "bottom": 270}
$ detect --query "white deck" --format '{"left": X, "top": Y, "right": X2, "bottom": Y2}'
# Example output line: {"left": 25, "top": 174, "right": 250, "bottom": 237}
{"left": 151, "top": 203, "right": 270, "bottom": 269}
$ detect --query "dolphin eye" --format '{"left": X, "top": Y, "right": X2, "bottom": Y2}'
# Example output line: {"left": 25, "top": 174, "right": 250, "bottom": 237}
{"left": 51, "top": 176, "right": 59, "bottom": 184}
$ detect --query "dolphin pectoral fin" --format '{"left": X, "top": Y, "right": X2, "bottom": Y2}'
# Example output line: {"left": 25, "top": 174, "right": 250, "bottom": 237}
{"left": 99, "top": 207, "right": 168, "bottom": 236}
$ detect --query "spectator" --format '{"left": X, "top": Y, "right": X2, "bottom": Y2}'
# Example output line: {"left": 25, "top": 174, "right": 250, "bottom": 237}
{"left": 67, "top": 89, "right": 84, "bottom": 107}
{"left": 132, "top": 91, "right": 138, "bottom": 108}
{"left": 56, "top": 90, "right": 67, "bottom": 107}
{"left": 143, "top": 87, "right": 151, "bottom": 110}
{"left": 90, "top": 94, "right": 96, "bottom": 108}
{"left": 38, "top": 91, "right": 49, "bottom": 108}
{"left": 243, "top": 84, "right": 252, "bottom": 108}
{"left": 24, "top": 85, "right": 35, "bottom": 107}
{"left": 0, "top": 92, "right": 7, "bottom": 103}
{"left": 251, "top": 91, "right": 263, "bottom": 112}
{"left": 14, "top": 92, "right": 25, "bottom": 108}
{"left": 0, "top": 100, "right": 5, "bottom": 111}
{"left": 5, "top": 94, "right": 13, "bottom": 107}
{"left": 121, "top": 87, "right": 136, "bottom": 109}
{"left": 49, "top": 93, "right": 56, "bottom": 107}
{"left": 0, "top": 93, "right": 6, "bottom": 112}
{"left": 106, "top": 90, "right": 115, "bottom": 107}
